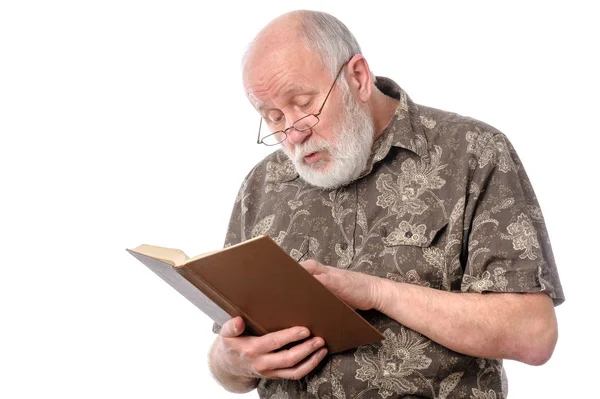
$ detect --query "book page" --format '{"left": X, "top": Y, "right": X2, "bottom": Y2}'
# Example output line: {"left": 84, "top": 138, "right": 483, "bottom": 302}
{"left": 131, "top": 244, "right": 188, "bottom": 267}
{"left": 127, "top": 250, "right": 230, "bottom": 326}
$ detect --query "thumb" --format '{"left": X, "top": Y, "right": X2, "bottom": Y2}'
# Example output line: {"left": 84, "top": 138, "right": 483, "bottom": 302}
{"left": 220, "top": 316, "right": 245, "bottom": 338}
{"left": 300, "top": 259, "right": 323, "bottom": 275}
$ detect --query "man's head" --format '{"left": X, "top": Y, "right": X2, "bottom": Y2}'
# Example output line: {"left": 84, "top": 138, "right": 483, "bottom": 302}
{"left": 242, "top": 10, "right": 378, "bottom": 189}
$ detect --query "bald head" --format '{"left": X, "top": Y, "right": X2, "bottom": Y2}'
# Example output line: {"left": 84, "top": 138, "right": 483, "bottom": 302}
{"left": 243, "top": 12, "right": 310, "bottom": 81}
{"left": 243, "top": 10, "right": 365, "bottom": 80}
{"left": 250, "top": 11, "right": 306, "bottom": 54}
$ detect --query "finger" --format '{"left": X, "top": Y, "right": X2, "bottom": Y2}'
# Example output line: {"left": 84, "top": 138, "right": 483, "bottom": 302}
{"left": 264, "top": 347, "right": 329, "bottom": 381}
{"left": 300, "top": 259, "right": 321, "bottom": 274}
{"left": 220, "top": 316, "right": 245, "bottom": 338}
{"left": 254, "top": 336, "right": 325, "bottom": 373}
{"left": 255, "top": 326, "right": 311, "bottom": 353}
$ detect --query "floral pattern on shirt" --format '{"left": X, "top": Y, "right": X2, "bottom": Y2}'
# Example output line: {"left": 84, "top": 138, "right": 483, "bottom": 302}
{"left": 220, "top": 76, "right": 564, "bottom": 399}
{"left": 354, "top": 328, "right": 432, "bottom": 398}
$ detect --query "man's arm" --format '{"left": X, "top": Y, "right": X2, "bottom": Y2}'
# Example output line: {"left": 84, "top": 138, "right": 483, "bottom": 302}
{"left": 376, "top": 279, "right": 557, "bottom": 365}
{"left": 302, "top": 260, "right": 558, "bottom": 365}
{"left": 208, "top": 316, "right": 328, "bottom": 393}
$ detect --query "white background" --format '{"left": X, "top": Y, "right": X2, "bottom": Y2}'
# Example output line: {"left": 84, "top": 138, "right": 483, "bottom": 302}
{"left": 1, "top": 1, "right": 598, "bottom": 398}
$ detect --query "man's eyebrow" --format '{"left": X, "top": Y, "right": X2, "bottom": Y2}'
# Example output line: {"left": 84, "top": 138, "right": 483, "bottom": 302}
{"left": 248, "top": 94, "right": 269, "bottom": 113}
{"left": 254, "top": 101, "right": 273, "bottom": 114}
{"left": 281, "top": 84, "right": 311, "bottom": 97}
{"left": 251, "top": 85, "right": 318, "bottom": 113}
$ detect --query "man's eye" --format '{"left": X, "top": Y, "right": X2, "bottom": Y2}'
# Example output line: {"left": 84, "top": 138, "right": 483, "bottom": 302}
{"left": 269, "top": 114, "right": 284, "bottom": 125}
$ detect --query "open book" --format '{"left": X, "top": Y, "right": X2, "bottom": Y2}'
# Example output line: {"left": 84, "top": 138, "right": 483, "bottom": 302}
{"left": 126, "top": 235, "right": 383, "bottom": 354}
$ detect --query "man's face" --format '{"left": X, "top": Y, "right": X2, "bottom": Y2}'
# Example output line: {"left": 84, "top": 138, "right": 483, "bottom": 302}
{"left": 244, "top": 50, "right": 374, "bottom": 189}
{"left": 282, "top": 79, "right": 375, "bottom": 189}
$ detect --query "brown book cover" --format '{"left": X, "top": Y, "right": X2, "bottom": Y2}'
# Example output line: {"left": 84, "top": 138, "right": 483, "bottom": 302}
{"left": 126, "top": 235, "right": 384, "bottom": 354}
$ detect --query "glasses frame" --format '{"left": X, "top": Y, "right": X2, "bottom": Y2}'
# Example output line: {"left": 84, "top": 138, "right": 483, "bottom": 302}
{"left": 256, "top": 61, "right": 348, "bottom": 146}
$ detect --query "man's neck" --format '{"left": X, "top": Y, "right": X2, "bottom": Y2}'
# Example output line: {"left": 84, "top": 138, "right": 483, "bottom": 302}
{"left": 369, "top": 87, "right": 400, "bottom": 142}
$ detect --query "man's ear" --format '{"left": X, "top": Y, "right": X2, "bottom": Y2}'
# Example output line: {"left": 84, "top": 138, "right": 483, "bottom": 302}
{"left": 345, "top": 55, "right": 373, "bottom": 102}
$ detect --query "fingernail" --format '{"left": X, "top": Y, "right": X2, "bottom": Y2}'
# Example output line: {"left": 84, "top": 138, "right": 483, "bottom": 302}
{"left": 313, "top": 339, "right": 323, "bottom": 348}
{"left": 299, "top": 330, "right": 309, "bottom": 338}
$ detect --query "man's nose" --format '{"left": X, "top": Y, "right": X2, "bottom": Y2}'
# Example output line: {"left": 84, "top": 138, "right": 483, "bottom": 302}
{"left": 286, "top": 125, "right": 312, "bottom": 145}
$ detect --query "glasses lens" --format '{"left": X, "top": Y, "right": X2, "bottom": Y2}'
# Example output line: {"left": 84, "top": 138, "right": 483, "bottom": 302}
{"left": 262, "top": 131, "right": 287, "bottom": 146}
{"left": 293, "top": 114, "right": 319, "bottom": 131}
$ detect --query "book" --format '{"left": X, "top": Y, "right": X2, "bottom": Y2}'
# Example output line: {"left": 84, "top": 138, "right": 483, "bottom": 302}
{"left": 126, "top": 235, "right": 384, "bottom": 354}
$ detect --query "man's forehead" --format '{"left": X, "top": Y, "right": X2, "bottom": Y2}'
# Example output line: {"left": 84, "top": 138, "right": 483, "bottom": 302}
{"left": 247, "top": 82, "right": 315, "bottom": 110}
{"left": 243, "top": 40, "right": 324, "bottom": 109}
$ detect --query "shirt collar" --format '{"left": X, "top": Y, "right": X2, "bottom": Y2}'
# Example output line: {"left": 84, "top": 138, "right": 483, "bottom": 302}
{"left": 357, "top": 76, "right": 429, "bottom": 179}
{"left": 274, "top": 76, "right": 429, "bottom": 184}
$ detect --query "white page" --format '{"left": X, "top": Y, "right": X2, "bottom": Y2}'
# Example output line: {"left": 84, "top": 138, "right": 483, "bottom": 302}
{"left": 127, "top": 250, "right": 230, "bottom": 326}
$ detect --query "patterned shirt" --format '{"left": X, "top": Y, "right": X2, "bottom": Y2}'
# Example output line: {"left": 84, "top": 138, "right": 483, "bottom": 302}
{"left": 220, "top": 76, "right": 565, "bottom": 399}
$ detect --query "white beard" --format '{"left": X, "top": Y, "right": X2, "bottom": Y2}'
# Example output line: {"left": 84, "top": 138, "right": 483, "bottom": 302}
{"left": 283, "top": 82, "right": 375, "bottom": 189}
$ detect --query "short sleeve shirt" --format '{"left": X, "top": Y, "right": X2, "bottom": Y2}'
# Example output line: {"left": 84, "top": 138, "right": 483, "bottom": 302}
{"left": 220, "top": 76, "right": 564, "bottom": 399}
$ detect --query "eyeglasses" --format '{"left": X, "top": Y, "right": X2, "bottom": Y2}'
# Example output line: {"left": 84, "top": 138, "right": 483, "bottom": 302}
{"left": 256, "top": 61, "right": 348, "bottom": 146}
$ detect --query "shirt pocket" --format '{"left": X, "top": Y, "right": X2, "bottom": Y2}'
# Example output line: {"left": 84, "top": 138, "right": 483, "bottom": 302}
{"left": 381, "top": 213, "right": 448, "bottom": 247}
{"left": 378, "top": 213, "right": 450, "bottom": 289}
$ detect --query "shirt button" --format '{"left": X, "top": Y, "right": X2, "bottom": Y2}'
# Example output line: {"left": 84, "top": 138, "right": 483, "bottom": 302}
{"left": 404, "top": 231, "right": 413, "bottom": 238}
{"left": 340, "top": 242, "right": 348, "bottom": 250}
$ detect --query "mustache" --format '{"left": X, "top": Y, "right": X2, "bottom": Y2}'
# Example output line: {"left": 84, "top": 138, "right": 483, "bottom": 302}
{"left": 292, "top": 140, "right": 332, "bottom": 160}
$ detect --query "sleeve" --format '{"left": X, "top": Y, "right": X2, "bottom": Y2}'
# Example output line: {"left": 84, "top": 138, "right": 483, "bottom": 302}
{"left": 461, "top": 132, "right": 565, "bottom": 306}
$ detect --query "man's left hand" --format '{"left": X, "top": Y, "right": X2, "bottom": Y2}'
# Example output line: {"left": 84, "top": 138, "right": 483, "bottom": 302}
{"left": 300, "top": 259, "right": 382, "bottom": 311}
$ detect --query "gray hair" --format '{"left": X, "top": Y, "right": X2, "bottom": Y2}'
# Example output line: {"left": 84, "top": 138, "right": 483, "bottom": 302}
{"left": 297, "top": 11, "right": 363, "bottom": 78}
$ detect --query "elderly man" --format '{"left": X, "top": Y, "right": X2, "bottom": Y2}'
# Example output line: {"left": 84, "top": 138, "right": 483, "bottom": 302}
{"left": 208, "top": 10, "right": 564, "bottom": 399}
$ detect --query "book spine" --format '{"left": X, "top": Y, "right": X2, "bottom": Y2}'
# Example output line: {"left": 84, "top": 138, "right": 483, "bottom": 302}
{"left": 177, "top": 267, "right": 269, "bottom": 336}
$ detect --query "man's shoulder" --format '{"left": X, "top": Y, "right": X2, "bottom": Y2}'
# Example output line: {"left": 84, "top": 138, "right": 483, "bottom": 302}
{"left": 392, "top": 102, "right": 525, "bottom": 180}
{"left": 377, "top": 77, "right": 506, "bottom": 142}
{"left": 418, "top": 104, "right": 504, "bottom": 138}
{"left": 415, "top": 104, "right": 511, "bottom": 159}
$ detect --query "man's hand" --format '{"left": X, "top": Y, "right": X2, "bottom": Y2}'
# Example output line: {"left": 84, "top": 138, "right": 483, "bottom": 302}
{"left": 300, "top": 259, "right": 381, "bottom": 311}
{"left": 209, "top": 317, "right": 328, "bottom": 392}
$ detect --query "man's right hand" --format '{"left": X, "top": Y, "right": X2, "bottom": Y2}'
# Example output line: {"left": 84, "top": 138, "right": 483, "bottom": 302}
{"left": 208, "top": 316, "right": 328, "bottom": 392}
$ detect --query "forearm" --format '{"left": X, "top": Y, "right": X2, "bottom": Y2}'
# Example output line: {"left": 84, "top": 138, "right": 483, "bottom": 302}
{"left": 208, "top": 339, "right": 259, "bottom": 393}
{"left": 373, "top": 279, "right": 557, "bottom": 365}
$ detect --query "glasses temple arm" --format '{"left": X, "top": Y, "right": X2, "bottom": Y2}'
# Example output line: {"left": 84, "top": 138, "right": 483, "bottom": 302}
{"left": 315, "top": 62, "right": 347, "bottom": 117}
{"left": 257, "top": 118, "right": 263, "bottom": 144}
